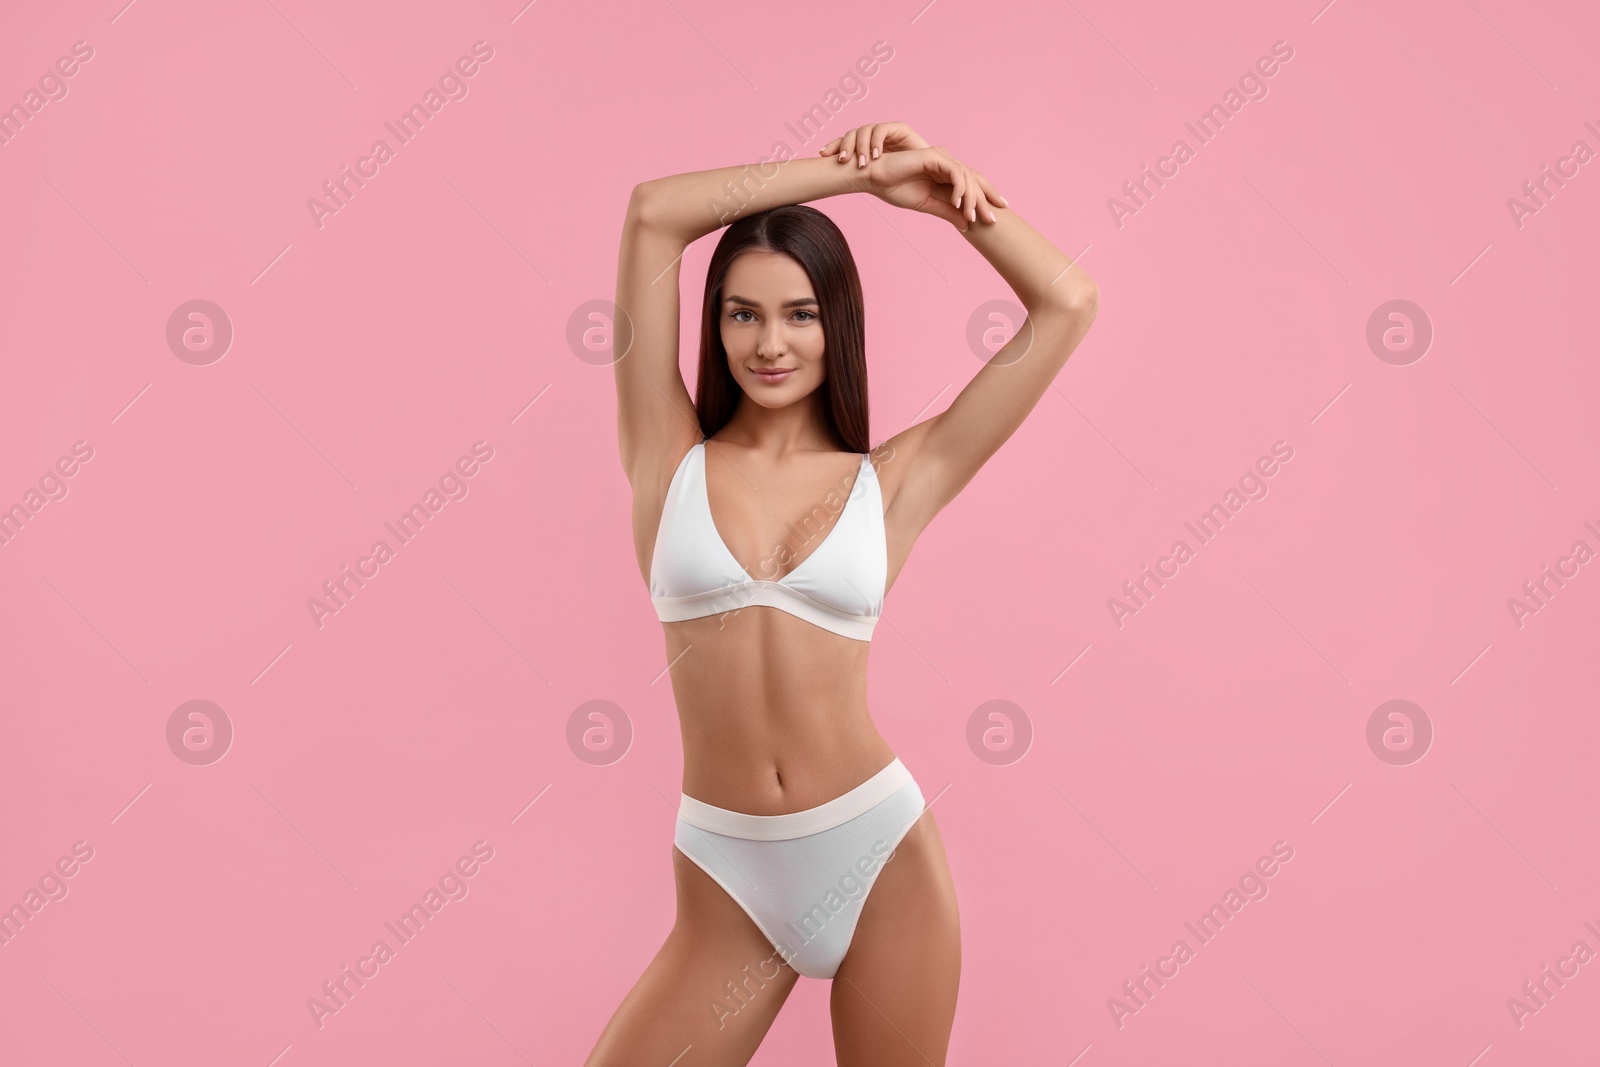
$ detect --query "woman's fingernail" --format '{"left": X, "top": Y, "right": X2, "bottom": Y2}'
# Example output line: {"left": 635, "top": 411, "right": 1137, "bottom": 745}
{"left": 873, "top": 147, "right": 880, "bottom": 158}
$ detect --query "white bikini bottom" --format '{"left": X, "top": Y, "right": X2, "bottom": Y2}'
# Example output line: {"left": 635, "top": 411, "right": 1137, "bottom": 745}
{"left": 672, "top": 757, "right": 927, "bottom": 979}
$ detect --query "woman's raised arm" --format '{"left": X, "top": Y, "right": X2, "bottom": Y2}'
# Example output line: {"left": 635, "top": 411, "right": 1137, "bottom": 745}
{"left": 632, "top": 155, "right": 874, "bottom": 246}
{"left": 611, "top": 188, "right": 694, "bottom": 493}
{"left": 852, "top": 140, "right": 1099, "bottom": 542}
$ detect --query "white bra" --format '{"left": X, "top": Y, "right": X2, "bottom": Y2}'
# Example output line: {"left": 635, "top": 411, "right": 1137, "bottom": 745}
{"left": 648, "top": 440, "right": 887, "bottom": 641}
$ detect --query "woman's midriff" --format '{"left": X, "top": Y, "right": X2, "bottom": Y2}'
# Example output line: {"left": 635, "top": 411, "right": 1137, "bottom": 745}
{"left": 663, "top": 606, "right": 896, "bottom": 815}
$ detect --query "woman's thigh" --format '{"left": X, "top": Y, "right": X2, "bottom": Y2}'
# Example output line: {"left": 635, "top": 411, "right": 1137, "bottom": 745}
{"left": 584, "top": 845, "right": 802, "bottom": 1067}
{"left": 829, "top": 811, "right": 961, "bottom": 1067}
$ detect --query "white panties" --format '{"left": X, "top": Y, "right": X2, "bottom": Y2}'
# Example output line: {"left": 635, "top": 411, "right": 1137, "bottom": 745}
{"left": 672, "top": 758, "right": 926, "bottom": 979}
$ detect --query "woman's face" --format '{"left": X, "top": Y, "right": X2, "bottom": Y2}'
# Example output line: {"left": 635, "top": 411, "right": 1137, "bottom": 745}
{"left": 719, "top": 251, "right": 826, "bottom": 406}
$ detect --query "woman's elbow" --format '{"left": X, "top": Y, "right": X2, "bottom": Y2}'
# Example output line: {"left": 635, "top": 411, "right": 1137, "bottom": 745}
{"left": 626, "top": 181, "right": 660, "bottom": 228}
{"left": 1073, "top": 281, "right": 1100, "bottom": 315}
{"left": 1057, "top": 278, "right": 1099, "bottom": 316}
{"left": 1039, "top": 280, "right": 1098, "bottom": 317}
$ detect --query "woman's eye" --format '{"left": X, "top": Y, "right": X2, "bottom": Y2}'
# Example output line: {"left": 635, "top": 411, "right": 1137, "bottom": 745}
{"left": 729, "top": 309, "right": 816, "bottom": 323}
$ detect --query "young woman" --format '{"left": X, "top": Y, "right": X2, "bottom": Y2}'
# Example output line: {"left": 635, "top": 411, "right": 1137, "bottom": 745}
{"left": 590, "top": 121, "right": 1099, "bottom": 1066}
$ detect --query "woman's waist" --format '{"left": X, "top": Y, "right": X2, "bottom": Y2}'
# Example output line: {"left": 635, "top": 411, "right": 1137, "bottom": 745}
{"left": 679, "top": 721, "right": 897, "bottom": 816}
{"left": 676, "top": 755, "right": 921, "bottom": 840}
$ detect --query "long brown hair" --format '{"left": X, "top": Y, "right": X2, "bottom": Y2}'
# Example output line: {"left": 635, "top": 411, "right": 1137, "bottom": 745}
{"left": 693, "top": 205, "right": 869, "bottom": 453}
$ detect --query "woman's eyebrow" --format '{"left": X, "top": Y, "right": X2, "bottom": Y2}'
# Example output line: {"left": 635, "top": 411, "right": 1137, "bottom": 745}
{"left": 723, "top": 295, "right": 819, "bottom": 309}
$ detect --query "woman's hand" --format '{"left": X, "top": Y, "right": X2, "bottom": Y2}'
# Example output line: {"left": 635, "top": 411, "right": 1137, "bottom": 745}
{"left": 820, "top": 122, "right": 1008, "bottom": 229}
{"left": 862, "top": 145, "right": 1008, "bottom": 231}
{"left": 818, "top": 121, "right": 929, "bottom": 168}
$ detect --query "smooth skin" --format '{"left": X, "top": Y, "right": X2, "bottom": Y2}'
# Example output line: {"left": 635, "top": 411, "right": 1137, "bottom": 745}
{"left": 591, "top": 122, "right": 1099, "bottom": 1066}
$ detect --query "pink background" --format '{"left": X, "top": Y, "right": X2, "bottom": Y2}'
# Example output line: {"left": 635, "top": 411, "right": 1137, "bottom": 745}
{"left": 2, "top": 0, "right": 1597, "bottom": 1064}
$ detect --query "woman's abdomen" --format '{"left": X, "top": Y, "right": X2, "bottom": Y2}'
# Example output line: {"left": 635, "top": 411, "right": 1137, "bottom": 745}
{"left": 662, "top": 607, "right": 894, "bottom": 814}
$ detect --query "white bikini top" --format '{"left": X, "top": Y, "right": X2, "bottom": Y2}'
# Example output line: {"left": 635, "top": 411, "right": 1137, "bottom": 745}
{"left": 649, "top": 440, "right": 887, "bottom": 641}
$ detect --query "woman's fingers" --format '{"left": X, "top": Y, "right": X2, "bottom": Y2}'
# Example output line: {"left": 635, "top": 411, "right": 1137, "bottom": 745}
{"left": 971, "top": 168, "right": 1009, "bottom": 211}
{"left": 845, "top": 122, "right": 902, "bottom": 165}
{"left": 819, "top": 122, "right": 938, "bottom": 168}
{"left": 820, "top": 122, "right": 930, "bottom": 164}
{"left": 966, "top": 168, "right": 992, "bottom": 223}
{"left": 845, "top": 137, "right": 998, "bottom": 226}
{"left": 856, "top": 141, "right": 1002, "bottom": 229}
{"left": 965, "top": 166, "right": 996, "bottom": 223}
{"left": 871, "top": 121, "right": 915, "bottom": 159}
{"left": 920, "top": 179, "right": 966, "bottom": 228}
{"left": 850, "top": 124, "right": 872, "bottom": 167}
{"left": 905, "top": 150, "right": 964, "bottom": 227}
{"left": 821, "top": 128, "right": 851, "bottom": 161}
{"left": 820, "top": 129, "right": 857, "bottom": 157}
{"left": 953, "top": 162, "right": 994, "bottom": 225}
{"left": 847, "top": 125, "right": 872, "bottom": 165}
{"left": 934, "top": 154, "right": 973, "bottom": 226}
{"left": 869, "top": 125, "right": 889, "bottom": 160}
{"left": 940, "top": 153, "right": 1001, "bottom": 223}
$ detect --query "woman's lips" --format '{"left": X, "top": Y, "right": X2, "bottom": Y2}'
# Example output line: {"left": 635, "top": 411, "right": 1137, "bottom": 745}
{"left": 752, "top": 368, "right": 795, "bottom": 384}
